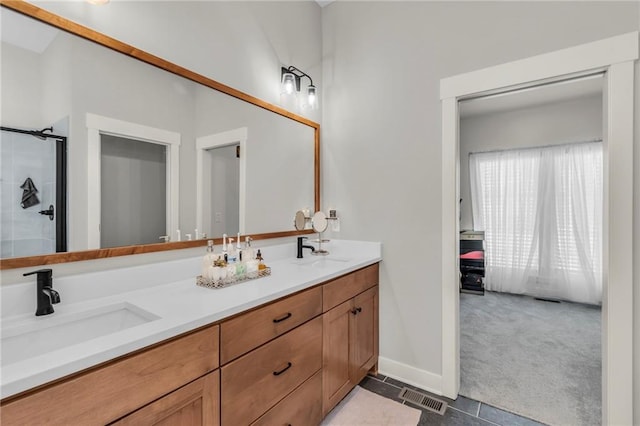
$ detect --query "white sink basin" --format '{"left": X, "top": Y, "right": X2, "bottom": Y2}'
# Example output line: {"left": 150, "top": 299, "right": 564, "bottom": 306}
{"left": 1, "top": 302, "right": 160, "bottom": 366}
{"left": 292, "top": 257, "right": 351, "bottom": 268}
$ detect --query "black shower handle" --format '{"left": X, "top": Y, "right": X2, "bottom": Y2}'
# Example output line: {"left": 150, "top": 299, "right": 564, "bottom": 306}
{"left": 39, "top": 205, "right": 55, "bottom": 221}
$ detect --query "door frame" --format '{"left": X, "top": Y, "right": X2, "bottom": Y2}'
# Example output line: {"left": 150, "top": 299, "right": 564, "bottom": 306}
{"left": 86, "top": 113, "right": 181, "bottom": 249}
{"left": 195, "top": 127, "right": 247, "bottom": 237}
{"left": 440, "top": 31, "right": 638, "bottom": 425}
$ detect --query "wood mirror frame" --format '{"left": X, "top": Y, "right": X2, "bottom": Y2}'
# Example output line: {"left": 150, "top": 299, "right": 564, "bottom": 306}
{"left": 0, "top": 0, "right": 318, "bottom": 270}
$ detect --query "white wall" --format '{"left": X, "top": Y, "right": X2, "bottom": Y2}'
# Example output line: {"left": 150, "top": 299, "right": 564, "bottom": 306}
{"left": 321, "top": 0, "right": 639, "bottom": 409}
{"left": 0, "top": 42, "right": 42, "bottom": 127}
{"left": 634, "top": 7, "right": 640, "bottom": 422}
{"left": 459, "top": 95, "right": 603, "bottom": 230}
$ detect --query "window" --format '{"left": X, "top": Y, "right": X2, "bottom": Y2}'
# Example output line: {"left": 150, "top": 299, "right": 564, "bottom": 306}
{"left": 470, "top": 141, "right": 602, "bottom": 304}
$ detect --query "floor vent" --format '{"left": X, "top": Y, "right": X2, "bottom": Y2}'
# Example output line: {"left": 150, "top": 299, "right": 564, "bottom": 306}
{"left": 398, "top": 387, "right": 447, "bottom": 415}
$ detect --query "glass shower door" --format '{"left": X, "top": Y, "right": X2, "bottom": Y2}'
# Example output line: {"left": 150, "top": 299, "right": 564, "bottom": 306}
{"left": 0, "top": 129, "right": 57, "bottom": 257}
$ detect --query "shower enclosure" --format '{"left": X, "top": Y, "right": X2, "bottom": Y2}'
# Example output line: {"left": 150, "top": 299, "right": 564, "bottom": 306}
{"left": 0, "top": 126, "right": 67, "bottom": 258}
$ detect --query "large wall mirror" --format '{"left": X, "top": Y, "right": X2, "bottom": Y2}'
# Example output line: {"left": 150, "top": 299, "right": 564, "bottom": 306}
{"left": 0, "top": 1, "right": 319, "bottom": 269}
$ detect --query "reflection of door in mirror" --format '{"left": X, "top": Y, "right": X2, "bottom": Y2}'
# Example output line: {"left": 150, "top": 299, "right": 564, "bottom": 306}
{"left": 196, "top": 127, "right": 247, "bottom": 239}
{"left": 205, "top": 145, "right": 240, "bottom": 238}
{"left": 86, "top": 113, "right": 181, "bottom": 249}
{"left": 0, "top": 123, "right": 67, "bottom": 258}
{"left": 100, "top": 135, "right": 167, "bottom": 248}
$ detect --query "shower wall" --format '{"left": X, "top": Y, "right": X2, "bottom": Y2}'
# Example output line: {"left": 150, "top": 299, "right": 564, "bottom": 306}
{"left": 0, "top": 130, "right": 56, "bottom": 257}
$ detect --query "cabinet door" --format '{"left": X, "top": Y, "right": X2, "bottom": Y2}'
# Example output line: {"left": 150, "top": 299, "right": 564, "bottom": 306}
{"left": 1, "top": 326, "right": 219, "bottom": 426}
{"left": 113, "top": 370, "right": 219, "bottom": 426}
{"left": 349, "top": 286, "right": 378, "bottom": 384}
{"left": 322, "top": 299, "right": 353, "bottom": 416}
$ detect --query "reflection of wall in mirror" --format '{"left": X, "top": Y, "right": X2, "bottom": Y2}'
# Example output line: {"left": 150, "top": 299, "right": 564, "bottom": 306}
{"left": 0, "top": 37, "right": 71, "bottom": 257}
{"left": 1, "top": 6, "right": 318, "bottom": 258}
{"left": 2, "top": 26, "right": 195, "bottom": 252}
{"left": 194, "top": 87, "right": 315, "bottom": 235}
{"left": 1, "top": 42, "right": 42, "bottom": 127}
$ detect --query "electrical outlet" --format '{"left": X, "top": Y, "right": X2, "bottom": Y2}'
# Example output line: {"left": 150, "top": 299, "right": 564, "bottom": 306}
{"left": 215, "top": 212, "right": 222, "bottom": 223}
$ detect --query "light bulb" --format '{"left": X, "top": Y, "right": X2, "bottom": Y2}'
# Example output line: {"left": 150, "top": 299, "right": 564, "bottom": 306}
{"left": 281, "top": 73, "right": 296, "bottom": 95}
{"left": 307, "top": 85, "right": 317, "bottom": 109}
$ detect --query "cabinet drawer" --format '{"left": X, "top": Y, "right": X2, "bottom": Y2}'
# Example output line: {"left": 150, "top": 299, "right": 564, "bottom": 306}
{"left": 220, "top": 286, "right": 322, "bottom": 364}
{"left": 221, "top": 316, "right": 322, "bottom": 425}
{"left": 1, "top": 325, "right": 219, "bottom": 426}
{"left": 251, "top": 370, "right": 322, "bottom": 426}
{"left": 323, "top": 263, "right": 379, "bottom": 311}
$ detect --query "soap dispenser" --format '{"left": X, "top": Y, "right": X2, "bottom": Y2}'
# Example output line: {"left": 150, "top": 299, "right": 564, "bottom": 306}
{"left": 243, "top": 236, "right": 254, "bottom": 261}
{"left": 228, "top": 238, "right": 237, "bottom": 263}
{"left": 202, "top": 240, "right": 215, "bottom": 277}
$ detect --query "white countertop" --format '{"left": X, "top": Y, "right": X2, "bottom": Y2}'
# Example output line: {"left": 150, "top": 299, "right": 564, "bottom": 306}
{"left": 0, "top": 239, "right": 381, "bottom": 399}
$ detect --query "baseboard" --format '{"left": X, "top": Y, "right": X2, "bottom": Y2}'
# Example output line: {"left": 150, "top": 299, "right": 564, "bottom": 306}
{"left": 377, "top": 356, "right": 443, "bottom": 396}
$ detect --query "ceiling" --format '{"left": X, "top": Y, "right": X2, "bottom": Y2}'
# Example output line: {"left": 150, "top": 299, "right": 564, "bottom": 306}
{"left": 1, "top": 8, "right": 59, "bottom": 53}
{"left": 459, "top": 74, "right": 603, "bottom": 118}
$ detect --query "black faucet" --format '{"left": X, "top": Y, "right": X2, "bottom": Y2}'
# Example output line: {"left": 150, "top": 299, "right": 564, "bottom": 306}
{"left": 297, "top": 236, "right": 316, "bottom": 258}
{"left": 23, "top": 269, "right": 60, "bottom": 316}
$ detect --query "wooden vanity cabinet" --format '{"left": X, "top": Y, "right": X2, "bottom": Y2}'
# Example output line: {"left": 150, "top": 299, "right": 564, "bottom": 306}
{"left": 1, "top": 263, "right": 379, "bottom": 426}
{"left": 112, "top": 370, "right": 219, "bottom": 426}
{"left": 219, "top": 288, "right": 323, "bottom": 426}
{"left": 0, "top": 325, "right": 219, "bottom": 426}
{"left": 322, "top": 264, "right": 379, "bottom": 416}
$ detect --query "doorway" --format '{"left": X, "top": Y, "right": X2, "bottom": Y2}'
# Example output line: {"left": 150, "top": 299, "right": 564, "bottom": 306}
{"left": 196, "top": 127, "right": 247, "bottom": 239}
{"left": 100, "top": 134, "right": 167, "bottom": 248}
{"left": 456, "top": 76, "right": 603, "bottom": 424}
{"left": 203, "top": 144, "right": 240, "bottom": 237}
{"left": 440, "top": 32, "right": 637, "bottom": 424}
{"left": 86, "top": 113, "right": 180, "bottom": 249}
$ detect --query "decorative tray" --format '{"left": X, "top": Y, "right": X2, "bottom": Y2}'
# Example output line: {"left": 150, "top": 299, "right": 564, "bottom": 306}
{"left": 196, "top": 267, "right": 271, "bottom": 289}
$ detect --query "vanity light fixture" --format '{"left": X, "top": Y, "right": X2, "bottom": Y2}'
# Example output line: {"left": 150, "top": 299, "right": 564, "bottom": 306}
{"left": 280, "top": 65, "right": 318, "bottom": 109}
{"left": 86, "top": 0, "right": 110, "bottom": 4}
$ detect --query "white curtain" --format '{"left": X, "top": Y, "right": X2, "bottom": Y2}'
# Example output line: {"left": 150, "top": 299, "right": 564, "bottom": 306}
{"left": 470, "top": 142, "right": 602, "bottom": 305}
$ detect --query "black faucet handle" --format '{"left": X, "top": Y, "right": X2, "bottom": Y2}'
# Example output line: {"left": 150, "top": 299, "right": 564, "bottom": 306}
{"left": 48, "top": 288, "right": 61, "bottom": 304}
{"left": 24, "top": 269, "right": 54, "bottom": 290}
{"left": 23, "top": 268, "right": 53, "bottom": 277}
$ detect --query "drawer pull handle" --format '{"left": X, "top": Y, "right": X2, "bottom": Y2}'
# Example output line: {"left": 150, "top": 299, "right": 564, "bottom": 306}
{"left": 273, "top": 312, "right": 292, "bottom": 323}
{"left": 351, "top": 307, "right": 362, "bottom": 315}
{"left": 273, "top": 362, "right": 292, "bottom": 376}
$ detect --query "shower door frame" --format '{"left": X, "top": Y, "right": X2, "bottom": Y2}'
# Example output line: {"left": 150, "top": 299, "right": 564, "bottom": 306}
{"left": 0, "top": 126, "right": 67, "bottom": 254}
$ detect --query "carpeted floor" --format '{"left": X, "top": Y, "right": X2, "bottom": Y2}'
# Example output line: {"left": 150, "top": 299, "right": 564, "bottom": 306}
{"left": 460, "top": 290, "right": 601, "bottom": 426}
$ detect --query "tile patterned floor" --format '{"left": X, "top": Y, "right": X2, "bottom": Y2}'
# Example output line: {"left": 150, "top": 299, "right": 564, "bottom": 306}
{"left": 359, "top": 374, "right": 547, "bottom": 426}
